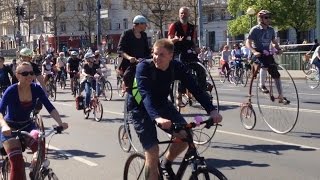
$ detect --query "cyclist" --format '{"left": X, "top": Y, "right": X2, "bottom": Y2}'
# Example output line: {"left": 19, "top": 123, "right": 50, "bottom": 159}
{"left": 231, "top": 44, "right": 244, "bottom": 74}
{"left": 220, "top": 45, "right": 231, "bottom": 77}
{"left": 81, "top": 52, "right": 100, "bottom": 112}
{"left": 128, "top": 39, "right": 222, "bottom": 180}
{"left": 246, "top": 10, "right": 289, "bottom": 104}
{"left": 117, "top": 15, "right": 151, "bottom": 92}
{"left": 9, "top": 59, "right": 18, "bottom": 84}
{"left": 67, "top": 51, "right": 81, "bottom": 95}
{"left": 56, "top": 52, "right": 67, "bottom": 82}
{"left": 42, "top": 54, "right": 54, "bottom": 86}
{"left": 0, "top": 62, "right": 68, "bottom": 180}
{"left": 0, "top": 56, "right": 13, "bottom": 93}
{"left": 310, "top": 45, "right": 320, "bottom": 79}
{"left": 168, "top": 6, "right": 206, "bottom": 106}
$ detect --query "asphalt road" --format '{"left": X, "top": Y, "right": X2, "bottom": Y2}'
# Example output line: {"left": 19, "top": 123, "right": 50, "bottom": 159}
{"left": 30, "top": 65, "right": 320, "bottom": 180}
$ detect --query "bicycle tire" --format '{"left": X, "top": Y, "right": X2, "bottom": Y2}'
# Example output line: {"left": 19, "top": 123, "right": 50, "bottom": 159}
{"left": 306, "top": 68, "right": 320, "bottom": 89}
{"left": 242, "top": 68, "right": 251, "bottom": 87}
{"left": 118, "top": 125, "right": 132, "bottom": 152}
{"left": 117, "top": 78, "right": 125, "bottom": 97}
{"left": 84, "top": 108, "right": 90, "bottom": 119}
{"left": 103, "top": 80, "right": 113, "bottom": 101}
{"left": 123, "top": 153, "right": 145, "bottom": 180}
{"left": 228, "top": 69, "right": 236, "bottom": 84}
{"left": 240, "top": 105, "right": 256, "bottom": 130}
{"left": 94, "top": 102, "right": 103, "bottom": 122}
{"left": 178, "top": 62, "right": 220, "bottom": 145}
{"left": 189, "top": 167, "right": 228, "bottom": 180}
{"left": 1, "top": 157, "right": 10, "bottom": 180}
{"left": 302, "top": 61, "right": 312, "bottom": 75}
{"left": 256, "top": 64, "right": 299, "bottom": 134}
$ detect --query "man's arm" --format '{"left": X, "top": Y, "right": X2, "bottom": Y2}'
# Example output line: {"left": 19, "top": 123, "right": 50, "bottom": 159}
{"left": 36, "top": 75, "right": 46, "bottom": 90}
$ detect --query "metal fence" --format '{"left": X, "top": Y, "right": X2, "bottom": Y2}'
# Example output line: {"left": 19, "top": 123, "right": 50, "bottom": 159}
{"left": 275, "top": 51, "right": 308, "bottom": 70}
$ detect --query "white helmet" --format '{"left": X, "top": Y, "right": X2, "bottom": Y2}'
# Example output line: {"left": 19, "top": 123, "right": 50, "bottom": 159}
{"left": 71, "top": 51, "right": 78, "bottom": 56}
{"left": 84, "top": 52, "right": 94, "bottom": 59}
{"left": 20, "top": 48, "right": 33, "bottom": 57}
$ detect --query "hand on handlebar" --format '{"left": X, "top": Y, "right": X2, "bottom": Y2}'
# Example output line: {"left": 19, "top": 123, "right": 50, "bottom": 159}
{"left": 59, "top": 122, "right": 68, "bottom": 131}
{"left": 155, "top": 117, "right": 172, "bottom": 130}
{"left": 209, "top": 110, "right": 222, "bottom": 124}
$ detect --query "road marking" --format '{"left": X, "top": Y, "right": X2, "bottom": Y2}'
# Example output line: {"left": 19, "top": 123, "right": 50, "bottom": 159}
{"left": 218, "top": 88, "right": 240, "bottom": 91}
{"left": 217, "top": 130, "right": 320, "bottom": 150}
{"left": 48, "top": 145, "right": 98, "bottom": 166}
{"left": 298, "top": 92, "right": 320, "bottom": 96}
{"left": 104, "top": 110, "right": 123, "bottom": 116}
{"left": 52, "top": 102, "right": 72, "bottom": 107}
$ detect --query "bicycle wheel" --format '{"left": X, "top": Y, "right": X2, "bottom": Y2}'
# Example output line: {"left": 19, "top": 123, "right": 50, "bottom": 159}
{"left": 1, "top": 157, "right": 10, "bottom": 180}
{"left": 103, "top": 80, "right": 113, "bottom": 101}
{"left": 189, "top": 167, "right": 228, "bottom": 180}
{"left": 218, "top": 69, "right": 226, "bottom": 83}
{"left": 123, "top": 153, "right": 145, "bottom": 180}
{"left": 42, "top": 168, "right": 59, "bottom": 180}
{"left": 93, "top": 101, "right": 103, "bottom": 122}
{"left": 256, "top": 64, "right": 299, "bottom": 134}
{"left": 242, "top": 68, "right": 251, "bottom": 87}
{"left": 118, "top": 124, "right": 132, "bottom": 152}
{"left": 228, "top": 69, "right": 236, "bottom": 84}
{"left": 117, "top": 78, "right": 125, "bottom": 97}
{"left": 180, "top": 62, "right": 220, "bottom": 145}
{"left": 84, "top": 108, "right": 90, "bottom": 119}
{"left": 306, "top": 68, "right": 320, "bottom": 89}
{"left": 240, "top": 105, "right": 256, "bottom": 130}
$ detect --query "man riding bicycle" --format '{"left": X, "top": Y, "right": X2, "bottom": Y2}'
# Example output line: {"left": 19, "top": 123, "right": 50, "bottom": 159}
{"left": 168, "top": 6, "right": 207, "bottom": 106}
{"left": 128, "top": 39, "right": 222, "bottom": 180}
{"left": 56, "top": 52, "right": 67, "bottom": 82}
{"left": 0, "top": 56, "right": 14, "bottom": 93}
{"left": 246, "top": 10, "right": 290, "bottom": 104}
{"left": 42, "top": 54, "right": 54, "bottom": 86}
{"left": 67, "top": 51, "right": 81, "bottom": 95}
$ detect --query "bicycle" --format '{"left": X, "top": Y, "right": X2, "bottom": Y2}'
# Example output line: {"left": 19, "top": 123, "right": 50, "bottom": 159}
{"left": 123, "top": 118, "right": 227, "bottom": 180}
{"left": 83, "top": 77, "right": 104, "bottom": 122}
{"left": 171, "top": 61, "right": 220, "bottom": 145}
{"left": 58, "top": 68, "right": 67, "bottom": 90}
{"left": 1, "top": 126, "right": 64, "bottom": 180}
{"left": 96, "top": 68, "right": 113, "bottom": 101}
{"left": 302, "top": 54, "right": 315, "bottom": 75}
{"left": 116, "top": 73, "right": 125, "bottom": 97}
{"left": 45, "top": 73, "right": 57, "bottom": 102}
{"left": 240, "top": 54, "right": 299, "bottom": 134}
{"left": 305, "top": 67, "right": 320, "bottom": 89}
{"left": 228, "top": 58, "right": 245, "bottom": 86}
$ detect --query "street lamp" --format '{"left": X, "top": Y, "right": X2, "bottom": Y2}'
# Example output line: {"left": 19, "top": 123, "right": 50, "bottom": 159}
{"left": 246, "top": 7, "right": 256, "bottom": 29}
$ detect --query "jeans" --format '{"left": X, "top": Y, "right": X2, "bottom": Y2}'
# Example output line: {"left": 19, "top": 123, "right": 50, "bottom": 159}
{"left": 312, "top": 59, "right": 320, "bottom": 79}
{"left": 84, "top": 80, "right": 100, "bottom": 107}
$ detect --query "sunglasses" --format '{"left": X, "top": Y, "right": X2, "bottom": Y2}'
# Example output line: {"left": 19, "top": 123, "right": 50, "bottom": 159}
{"left": 263, "top": 16, "right": 271, "bottom": 19}
{"left": 18, "top": 71, "right": 34, "bottom": 76}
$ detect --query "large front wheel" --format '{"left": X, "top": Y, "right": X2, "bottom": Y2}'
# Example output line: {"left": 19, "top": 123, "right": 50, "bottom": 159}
{"left": 118, "top": 125, "right": 131, "bottom": 152}
{"left": 256, "top": 64, "right": 299, "bottom": 134}
{"left": 93, "top": 102, "right": 103, "bottom": 122}
{"left": 102, "top": 80, "right": 113, "bottom": 101}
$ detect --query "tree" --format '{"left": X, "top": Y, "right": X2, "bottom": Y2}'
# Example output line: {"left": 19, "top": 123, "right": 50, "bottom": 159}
{"left": 227, "top": 0, "right": 316, "bottom": 43}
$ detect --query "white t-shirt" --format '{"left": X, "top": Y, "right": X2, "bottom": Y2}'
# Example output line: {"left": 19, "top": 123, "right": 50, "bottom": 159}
{"left": 57, "top": 57, "right": 67, "bottom": 67}
{"left": 311, "top": 46, "right": 320, "bottom": 64}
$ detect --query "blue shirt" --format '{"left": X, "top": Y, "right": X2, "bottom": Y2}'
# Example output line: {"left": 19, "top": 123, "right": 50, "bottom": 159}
{"left": 130, "top": 59, "right": 215, "bottom": 121}
{"left": 0, "top": 83, "right": 55, "bottom": 127}
{"left": 248, "top": 24, "right": 275, "bottom": 52}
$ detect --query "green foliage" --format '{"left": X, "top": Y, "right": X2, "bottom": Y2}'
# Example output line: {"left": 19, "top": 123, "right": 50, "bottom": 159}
{"left": 227, "top": 0, "right": 316, "bottom": 37}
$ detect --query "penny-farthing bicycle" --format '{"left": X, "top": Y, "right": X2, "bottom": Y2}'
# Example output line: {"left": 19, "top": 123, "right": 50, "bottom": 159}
{"left": 240, "top": 54, "right": 299, "bottom": 134}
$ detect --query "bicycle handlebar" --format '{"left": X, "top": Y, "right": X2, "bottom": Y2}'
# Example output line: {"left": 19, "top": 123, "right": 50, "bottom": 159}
{"left": 12, "top": 126, "right": 63, "bottom": 139}
{"left": 156, "top": 118, "right": 221, "bottom": 132}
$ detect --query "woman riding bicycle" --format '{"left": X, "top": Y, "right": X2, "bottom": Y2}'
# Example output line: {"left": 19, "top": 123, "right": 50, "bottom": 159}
{"left": 0, "top": 62, "right": 68, "bottom": 180}
{"left": 42, "top": 54, "right": 54, "bottom": 86}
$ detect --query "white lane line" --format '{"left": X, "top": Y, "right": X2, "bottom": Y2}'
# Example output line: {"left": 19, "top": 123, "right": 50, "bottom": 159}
{"left": 298, "top": 93, "right": 320, "bottom": 96}
{"left": 217, "top": 130, "right": 320, "bottom": 150}
{"left": 48, "top": 145, "right": 98, "bottom": 167}
{"left": 218, "top": 88, "right": 240, "bottom": 91}
{"left": 52, "top": 102, "right": 72, "bottom": 107}
{"left": 104, "top": 110, "right": 123, "bottom": 116}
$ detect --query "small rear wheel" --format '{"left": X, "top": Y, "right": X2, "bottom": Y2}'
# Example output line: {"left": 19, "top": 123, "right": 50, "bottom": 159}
{"left": 94, "top": 102, "right": 103, "bottom": 122}
{"left": 103, "top": 81, "right": 113, "bottom": 101}
{"left": 118, "top": 125, "right": 131, "bottom": 152}
{"left": 240, "top": 105, "right": 256, "bottom": 130}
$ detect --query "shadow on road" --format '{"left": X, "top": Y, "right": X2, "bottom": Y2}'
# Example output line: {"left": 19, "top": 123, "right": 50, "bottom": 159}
{"left": 303, "top": 101, "right": 320, "bottom": 104}
{"left": 87, "top": 117, "right": 124, "bottom": 123}
{"left": 206, "top": 158, "right": 269, "bottom": 170}
{"left": 42, "top": 114, "right": 69, "bottom": 118}
{"left": 46, "top": 149, "right": 105, "bottom": 160}
{"left": 211, "top": 142, "right": 316, "bottom": 155}
{"left": 218, "top": 105, "right": 239, "bottom": 111}
{"left": 289, "top": 131, "right": 320, "bottom": 139}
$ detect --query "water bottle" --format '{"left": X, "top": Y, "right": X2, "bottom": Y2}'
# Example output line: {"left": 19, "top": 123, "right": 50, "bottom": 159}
{"left": 194, "top": 116, "right": 203, "bottom": 126}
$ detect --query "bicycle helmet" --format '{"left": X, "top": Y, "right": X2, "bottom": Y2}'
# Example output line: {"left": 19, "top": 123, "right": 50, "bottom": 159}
{"left": 20, "top": 48, "right": 33, "bottom": 57}
{"left": 84, "top": 52, "right": 94, "bottom": 59}
{"left": 45, "top": 54, "right": 52, "bottom": 59}
{"left": 71, "top": 51, "right": 78, "bottom": 56}
{"left": 94, "top": 50, "right": 100, "bottom": 55}
{"left": 59, "top": 52, "right": 65, "bottom": 56}
{"left": 133, "top": 15, "right": 148, "bottom": 24}
{"left": 257, "top": 10, "right": 271, "bottom": 17}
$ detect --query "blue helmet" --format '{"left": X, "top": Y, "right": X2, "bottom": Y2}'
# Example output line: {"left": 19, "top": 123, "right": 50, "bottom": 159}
{"left": 133, "top": 15, "right": 148, "bottom": 24}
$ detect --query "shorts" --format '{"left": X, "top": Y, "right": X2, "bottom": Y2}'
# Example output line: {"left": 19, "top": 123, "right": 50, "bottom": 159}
{"left": 69, "top": 71, "right": 79, "bottom": 79}
{"left": 0, "top": 121, "right": 36, "bottom": 142}
{"left": 252, "top": 55, "right": 276, "bottom": 68}
{"left": 129, "top": 102, "right": 186, "bottom": 150}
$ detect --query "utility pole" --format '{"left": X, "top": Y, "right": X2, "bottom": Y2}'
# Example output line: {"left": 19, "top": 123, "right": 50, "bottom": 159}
{"left": 197, "top": 0, "right": 204, "bottom": 47}
{"left": 317, "top": 0, "right": 320, "bottom": 40}
{"left": 53, "top": 0, "right": 58, "bottom": 52}
{"left": 96, "top": 0, "right": 101, "bottom": 51}
{"left": 16, "top": 0, "right": 21, "bottom": 47}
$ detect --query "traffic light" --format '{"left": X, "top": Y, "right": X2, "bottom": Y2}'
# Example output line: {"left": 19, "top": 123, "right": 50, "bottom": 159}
{"left": 15, "top": 6, "right": 20, "bottom": 16}
{"left": 20, "top": 7, "right": 26, "bottom": 17}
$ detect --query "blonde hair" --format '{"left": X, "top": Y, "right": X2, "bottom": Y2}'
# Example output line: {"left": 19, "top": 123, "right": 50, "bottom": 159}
{"left": 16, "top": 61, "right": 32, "bottom": 73}
{"left": 153, "top": 39, "right": 174, "bottom": 53}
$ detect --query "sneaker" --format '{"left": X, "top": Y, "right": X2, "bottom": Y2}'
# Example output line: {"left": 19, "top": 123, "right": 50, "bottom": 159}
{"left": 259, "top": 85, "right": 269, "bottom": 94}
{"left": 279, "top": 97, "right": 290, "bottom": 105}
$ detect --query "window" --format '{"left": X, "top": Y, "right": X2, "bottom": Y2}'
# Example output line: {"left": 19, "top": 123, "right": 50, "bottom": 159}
{"left": 221, "top": 9, "right": 226, "bottom": 20}
{"left": 60, "top": 22, "right": 66, "bottom": 32}
{"left": 115, "top": 23, "right": 120, "bottom": 30}
{"left": 78, "top": 2, "right": 84, "bottom": 11}
{"left": 123, "top": 18, "right": 128, "bottom": 29}
{"left": 79, "top": 21, "right": 84, "bottom": 31}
